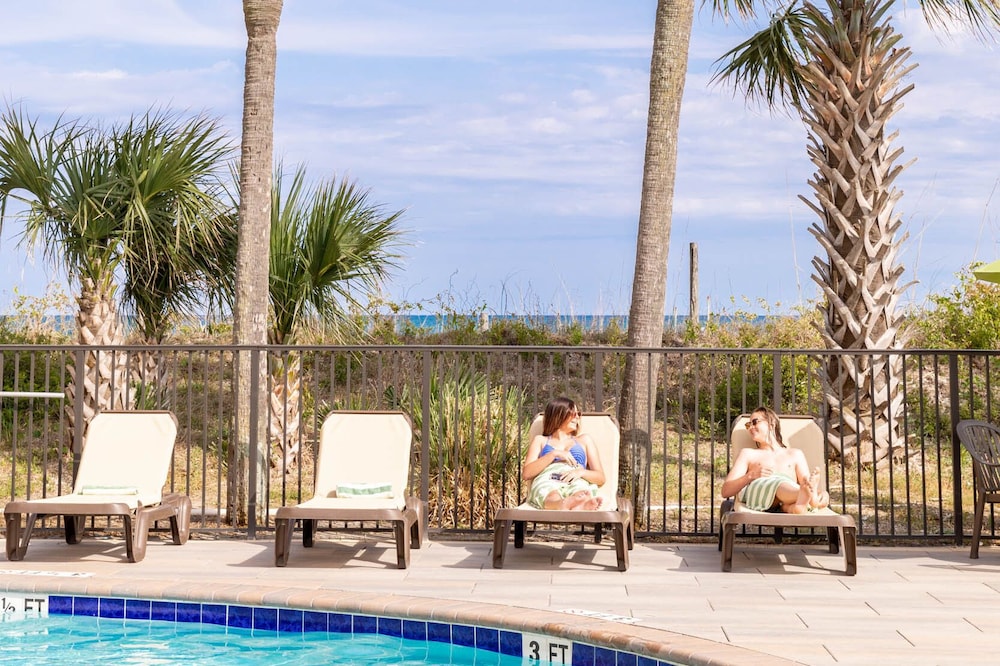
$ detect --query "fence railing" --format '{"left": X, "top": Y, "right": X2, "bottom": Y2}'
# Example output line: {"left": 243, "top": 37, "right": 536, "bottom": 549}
{"left": 1, "top": 344, "right": 998, "bottom": 544}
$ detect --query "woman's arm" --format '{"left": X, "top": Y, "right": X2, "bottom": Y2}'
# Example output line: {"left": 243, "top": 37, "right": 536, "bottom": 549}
{"left": 522, "top": 435, "right": 576, "bottom": 480}
{"left": 720, "top": 450, "right": 755, "bottom": 499}
{"left": 575, "top": 434, "right": 605, "bottom": 486}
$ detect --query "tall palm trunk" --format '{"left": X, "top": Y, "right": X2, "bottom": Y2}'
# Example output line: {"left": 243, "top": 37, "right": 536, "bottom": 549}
{"left": 269, "top": 352, "right": 302, "bottom": 472}
{"left": 66, "top": 277, "right": 132, "bottom": 442}
{"left": 799, "top": 0, "right": 913, "bottom": 465}
{"left": 231, "top": 0, "right": 282, "bottom": 526}
{"left": 619, "top": 0, "right": 695, "bottom": 523}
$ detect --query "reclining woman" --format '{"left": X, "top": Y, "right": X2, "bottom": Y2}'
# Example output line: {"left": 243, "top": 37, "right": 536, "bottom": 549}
{"left": 721, "top": 406, "right": 829, "bottom": 514}
{"left": 522, "top": 397, "right": 605, "bottom": 510}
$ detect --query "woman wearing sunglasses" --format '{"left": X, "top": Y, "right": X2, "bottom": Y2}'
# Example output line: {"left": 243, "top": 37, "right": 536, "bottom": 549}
{"left": 721, "top": 406, "right": 829, "bottom": 513}
{"left": 522, "top": 396, "right": 605, "bottom": 510}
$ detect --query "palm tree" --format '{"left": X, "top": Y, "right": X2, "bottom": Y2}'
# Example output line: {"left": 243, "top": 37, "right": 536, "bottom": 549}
{"left": 619, "top": 0, "right": 697, "bottom": 521}
{"left": 0, "top": 107, "right": 233, "bottom": 437}
{"left": 115, "top": 115, "right": 235, "bottom": 405}
{"left": 712, "top": 0, "right": 1000, "bottom": 464}
{"left": 232, "top": 0, "right": 283, "bottom": 526}
{"left": 265, "top": 164, "right": 405, "bottom": 471}
{"left": 116, "top": 113, "right": 236, "bottom": 346}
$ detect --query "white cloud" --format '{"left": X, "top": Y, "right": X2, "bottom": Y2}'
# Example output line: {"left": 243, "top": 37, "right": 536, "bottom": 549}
{"left": 0, "top": 0, "right": 240, "bottom": 49}
{"left": 1, "top": 0, "right": 998, "bottom": 314}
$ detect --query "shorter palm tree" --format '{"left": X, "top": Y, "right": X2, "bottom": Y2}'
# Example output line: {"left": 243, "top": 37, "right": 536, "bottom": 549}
{"left": 0, "top": 106, "right": 234, "bottom": 431}
{"left": 265, "top": 164, "right": 406, "bottom": 470}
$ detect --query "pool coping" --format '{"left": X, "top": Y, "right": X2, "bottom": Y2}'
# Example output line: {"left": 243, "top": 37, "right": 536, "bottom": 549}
{"left": 0, "top": 574, "right": 797, "bottom": 666}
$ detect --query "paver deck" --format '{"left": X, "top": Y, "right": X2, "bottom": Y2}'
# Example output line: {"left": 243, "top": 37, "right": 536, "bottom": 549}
{"left": 0, "top": 532, "right": 996, "bottom": 665}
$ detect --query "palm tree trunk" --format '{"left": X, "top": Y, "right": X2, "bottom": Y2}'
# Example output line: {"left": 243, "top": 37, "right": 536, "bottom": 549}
{"left": 231, "top": 0, "right": 283, "bottom": 526}
{"left": 799, "top": 0, "right": 914, "bottom": 465}
{"left": 65, "top": 277, "right": 131, "bottom": 441}
{"left": 619, "top": 0, "right": 695, "bottom": 523}
{"left": 269, "top": 353, "right": 302, "bottom": 472}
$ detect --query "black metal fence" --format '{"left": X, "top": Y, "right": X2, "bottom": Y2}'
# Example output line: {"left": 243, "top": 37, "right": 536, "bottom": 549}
{"left": 2, "top": 344, "right": 998, "bottom": 544}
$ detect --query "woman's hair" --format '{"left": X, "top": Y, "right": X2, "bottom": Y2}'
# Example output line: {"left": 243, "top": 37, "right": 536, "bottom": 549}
{"left": 542, "top": 396, "right": 578, "bottom": 436}
{"left": 752, "top": 406, "right": 785, "bottom": 448}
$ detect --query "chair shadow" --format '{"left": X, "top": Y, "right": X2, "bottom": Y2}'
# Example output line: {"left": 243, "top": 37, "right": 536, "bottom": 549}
{"left": 231, "top": 532, "right": 403, "bottom": 570}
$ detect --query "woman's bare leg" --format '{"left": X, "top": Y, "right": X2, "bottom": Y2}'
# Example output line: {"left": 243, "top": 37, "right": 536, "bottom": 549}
{"left": 547, "top": 490, "right": 602, "bottom": 510}
{"left": 808, "top": 468, "right": 829, "bottom": 509}
{"left": 775, "top": 481, "right": 812, "bottom": 514}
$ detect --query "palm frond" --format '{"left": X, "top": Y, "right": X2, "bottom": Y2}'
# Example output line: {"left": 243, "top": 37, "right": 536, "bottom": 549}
{"left": 919, "top": 0, "right": 1000, "bottom": 40}
{"left": 711, "top": 4, "right": 817, "bottom": 109}
{"left": 266, "top": 164, "right": 407, "bottom": 345}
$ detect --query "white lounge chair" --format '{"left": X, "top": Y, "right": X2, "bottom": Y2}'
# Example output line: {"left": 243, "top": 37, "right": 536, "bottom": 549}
{"left": 492, "top": 412, "right": 634, "bottom": 571}
{"left": 4, "top": 410, "right": 191, "bottom": 563}
{"left": 273, "top": 410, "right": 425, "bottom": 569}
{"left": 720, "top": 413, "right": 857, "bottom": 575}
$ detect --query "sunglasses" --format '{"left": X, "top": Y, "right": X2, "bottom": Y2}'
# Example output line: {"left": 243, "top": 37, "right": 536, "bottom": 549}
{"left": 745, "top": 417, "right": 768, "bottom": 430}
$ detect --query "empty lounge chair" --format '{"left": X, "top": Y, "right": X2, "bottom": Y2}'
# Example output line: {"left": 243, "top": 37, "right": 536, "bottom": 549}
{"left": 4, "top": 410, "right": 191, "bottom": 563}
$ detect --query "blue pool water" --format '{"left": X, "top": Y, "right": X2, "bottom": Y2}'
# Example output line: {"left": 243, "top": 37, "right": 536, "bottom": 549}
{"left": 0, "top": 614, "right": 524, "bottom": 665}
{"left": 0, "top": 593, "right": 676, "bottom": 666}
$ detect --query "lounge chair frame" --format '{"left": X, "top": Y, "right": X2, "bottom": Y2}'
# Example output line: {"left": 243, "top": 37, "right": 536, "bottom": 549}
{"left": 719, "top": 414, "right": 857, "bottom": 575}
{"left": 955, "top": 419, "right": 1000, "bottom": 559}
{"left": 4, "top": 410, "right": 191, "bottom": 563}
{"left": 492, "top": 412, "right": 634, "bottom": 571}
{"left": 274, "top": 410, "right": 425, "bottom": 569}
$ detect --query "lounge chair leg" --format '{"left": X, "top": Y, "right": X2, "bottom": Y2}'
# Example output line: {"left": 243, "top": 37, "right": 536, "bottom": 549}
{"left": 123, "top": 516, "right": 140, "bottom": 563}
{"left": 593, "top": 523, "right": 604, "bottom": 544}
{"left": 827, "top": 526, "right": 841, "bottom": 554}
{"left": 5, "top": 513, "right": 26, "bottom": 561}
{"left": 166, "top": 495, "right": 192, "bottom": 545}
{"left": 718, "top": 499, "right": 733, "bottom": 551}
{"left": 972, "top": 494, "right": 986, "bottom": 559}
{"left": 303, "top": 519, "right": 315, "bottom": 548}
{"left": 410, "top": 521, "right": 424, "bottom": 550}
{"left": 613, "top": 525, "right": 628, "bottom": 572}
{"left": 721, "top": 523, "right": 735, "bottom": 572}
{"left": 64, "top": 515, "right": 85, "bottom": 545}
{"left": 622, "top": 499, "right": 635, "bottom": 550}
{"left": 393, "top": 521, "right": 410, "bottom": 569}
{"left": 275, "top": 518, "right": 294, "bottom": 566}
{"left": 513, "top": 521, "right": 526, "bottom": 548}
{"left": 407, "top": 498, "right": 425, "bottom": 549}
{"left": 492, "top": 519, "right": 512, "bottom": 568}
{"left": 842, "top": 526, "right": 858, "bottom": 576}
{"left": 276, "top": 519, "right": 293, "bottom": 567}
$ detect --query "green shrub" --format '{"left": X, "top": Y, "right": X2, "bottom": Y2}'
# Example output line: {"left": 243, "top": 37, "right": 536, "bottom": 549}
{"left": 910, "top": 265, "right": 1000, "bottom": 349}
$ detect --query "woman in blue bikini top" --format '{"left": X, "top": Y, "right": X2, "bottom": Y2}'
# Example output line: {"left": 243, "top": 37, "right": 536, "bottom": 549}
{"left": 521, "top": 396, "right": 606, "bottom": 510}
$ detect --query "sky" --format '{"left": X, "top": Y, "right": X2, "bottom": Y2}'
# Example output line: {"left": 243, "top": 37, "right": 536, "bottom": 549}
{"left": 0, "top": 0, "right": 998, "bottom": 319}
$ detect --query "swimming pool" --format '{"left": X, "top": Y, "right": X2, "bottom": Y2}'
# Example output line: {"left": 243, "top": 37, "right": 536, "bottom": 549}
{"left": 1, "top": 612, "right": 525, "bottom": 665}
{"left": 0, "top": 592, "right": 679, "bottom": 665}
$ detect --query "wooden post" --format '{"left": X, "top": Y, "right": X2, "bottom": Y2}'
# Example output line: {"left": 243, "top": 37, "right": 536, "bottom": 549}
{"left": 689, "top": 242, "right": 698, "bottom": 326}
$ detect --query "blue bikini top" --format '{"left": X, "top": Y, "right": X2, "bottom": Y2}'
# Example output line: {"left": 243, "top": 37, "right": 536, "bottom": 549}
{"left": 540, "top": 437, "right": 587, "bottom": 466}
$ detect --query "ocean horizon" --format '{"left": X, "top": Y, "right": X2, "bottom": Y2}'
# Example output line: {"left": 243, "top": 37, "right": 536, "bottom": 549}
{"left": 3, "top": 313, "right": 770, "bottom": 336}
{"left": 395, "top": 313, "right": 768, "bottom": 333}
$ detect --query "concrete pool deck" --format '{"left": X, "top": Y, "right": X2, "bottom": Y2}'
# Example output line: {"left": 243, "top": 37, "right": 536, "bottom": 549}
{"left": 0, "top": 533, "right": 997, "bottom": 665}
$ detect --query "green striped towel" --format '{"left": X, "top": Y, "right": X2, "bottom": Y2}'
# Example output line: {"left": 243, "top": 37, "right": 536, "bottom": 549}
{"left": 335, "top": 482, "right": 393, "bottom": 498}
{"left": 79, "top": 485, "right": 139, "bottom": 496}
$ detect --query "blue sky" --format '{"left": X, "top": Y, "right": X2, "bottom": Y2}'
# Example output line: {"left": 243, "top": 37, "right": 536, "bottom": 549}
{"left": 1, "top": 1, "right": 998, "bottom": 318}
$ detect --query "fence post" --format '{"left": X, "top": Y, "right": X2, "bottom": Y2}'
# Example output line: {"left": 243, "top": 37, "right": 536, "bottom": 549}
{"left": 248, "top": 347, "right": 261, "bottom": 539}
{"left": 594, "top": 351, "right": 604, "bottom": 410}
{"left": 420, "top": 350, "right": 432, "bottom": 529}
{"left": 949, "top": 352, "right": 962, "bottom": 546}
{"left": 771, "top": 352, "right": 782, "bottom": 412}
